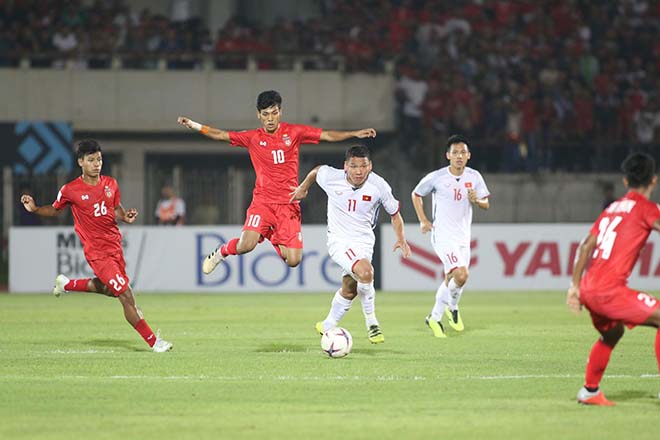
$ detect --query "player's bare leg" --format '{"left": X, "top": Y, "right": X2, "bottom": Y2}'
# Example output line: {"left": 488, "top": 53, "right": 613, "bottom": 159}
{"left": 577, "top": 323, "right": 623, "bottom": 406}
{"left": 278, "top": 246, "right": 302, "bottom": 267}
{"left": 53, "top": 275, "right": 114, "bottom": 297}
{"left": 116, "top": 286, "right": 172, "bottom": 352}
{"left": 444, "top": 267, "right": 468, "bottom": 331}
{"left": 203, "top": 230, "right": 261, "bottom": 274}
{"left": 642, "top": 307, "right": 660, "bottom": 399}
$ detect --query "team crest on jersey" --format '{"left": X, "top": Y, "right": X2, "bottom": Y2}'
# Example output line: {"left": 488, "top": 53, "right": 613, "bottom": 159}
{"left": 362, "top": 195, "right": 372, "bottom": 201}
{"left": 465, "top": 182, "right": 473, "bottom": 188}
{"left": 81, "top": 194, "right": 89, "bottom": 200}
{"left": 104, "top": 185, "right": 113, "bottom": 198}
{"left": 282, "top": 134, "right": 291, "bottom": 146}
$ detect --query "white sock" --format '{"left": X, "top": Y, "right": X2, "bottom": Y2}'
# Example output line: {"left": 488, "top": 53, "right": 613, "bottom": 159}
{"left": 323, "top": 289, "right": 352, "bottom": 331}
{"left": 430, "top": 281, "right": 450, "bottom": 321}
{"left": 358, "top": 281, "right": 378, "bottom": 328}
{"left": 448, "top": 278, "right": 464, "bottom": 311}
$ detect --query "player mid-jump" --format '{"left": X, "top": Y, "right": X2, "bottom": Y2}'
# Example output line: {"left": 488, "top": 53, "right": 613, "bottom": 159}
{"left": 178, "top": 90, "right": 376, "bottom": 272}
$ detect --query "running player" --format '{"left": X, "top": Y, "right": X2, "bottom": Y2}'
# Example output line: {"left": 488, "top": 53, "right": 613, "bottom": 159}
{"left": 568, "top": 152, "right": 660, "bottom": 405}
{"left": 20, "top": 139, "right": 172, "bottom": 352}
{"left": 290, "top": 145, "right": 411, "bottom": 343}
{"left": 177, "top": 90, "right": 376, "bottom": 272}
{"left": 411, "top": 134, "right": 490, "bottom": 337}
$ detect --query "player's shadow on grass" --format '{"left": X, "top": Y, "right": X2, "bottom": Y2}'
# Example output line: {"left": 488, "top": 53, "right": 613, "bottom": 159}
{"left": 351, "top": 348, "right": 405, "bottom": 356}
{"left": 256, "top": 343, "right": 307, "bottom": 353}
{"left": 608, "top": 390, "right": 653, "bottom": 401}
{"left": 84, "top": 339, "right": 142, "bottom": 352}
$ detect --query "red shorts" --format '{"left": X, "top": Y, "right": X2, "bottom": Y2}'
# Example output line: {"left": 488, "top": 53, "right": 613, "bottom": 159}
{"left": 243, "top": 202, "right": 303, "bottom": 249}
{"left": 580, "top": 284, "right": 660, "bottom": 332}
{"left": 88, "top": 253, "right": 130, "bottom": 296}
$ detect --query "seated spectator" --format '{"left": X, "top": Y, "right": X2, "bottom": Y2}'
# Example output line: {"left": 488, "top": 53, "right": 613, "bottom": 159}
{"left": 155, "top": 184, "right": 186, "bottom": 225}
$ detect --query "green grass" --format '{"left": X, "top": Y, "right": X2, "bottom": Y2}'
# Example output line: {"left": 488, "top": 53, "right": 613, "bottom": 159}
{"left": 1, "top": 291, "right": 659, "bottom": 440}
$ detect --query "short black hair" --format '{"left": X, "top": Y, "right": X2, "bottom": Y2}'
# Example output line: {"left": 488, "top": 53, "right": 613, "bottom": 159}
{"left": 257, "top": 90, "right": 282, "bottom": 111}
{"left": 345, "top": 145, "right": 371, "bottom": 161}
{"left": 446, "top": 134, "right": 469, "bottom": 152}
{"left": 76, "top": 139, "right": 102, "bottom": 159}
{"left": 621, "top": 152, "right": 656, "bottom": 188}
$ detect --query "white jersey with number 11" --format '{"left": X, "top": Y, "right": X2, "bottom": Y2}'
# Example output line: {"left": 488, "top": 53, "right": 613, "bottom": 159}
{"left": 316, "top": 165, "right": 400, "bottom": 248}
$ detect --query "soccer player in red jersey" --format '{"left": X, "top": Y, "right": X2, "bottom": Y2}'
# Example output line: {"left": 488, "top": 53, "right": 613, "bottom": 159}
{"left": 20, "top": 139, "right": 173, "bottom": 353}
{"left": 177, "top": 90, "right": 377, "bottom": 273}
{"left": 568, "top": 152, "right": 660, "bottom": 405}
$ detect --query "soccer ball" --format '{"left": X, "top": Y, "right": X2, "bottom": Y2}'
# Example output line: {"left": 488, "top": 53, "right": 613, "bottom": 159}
{"left": 321, "top": 327, "right": 353, "bottom": 358}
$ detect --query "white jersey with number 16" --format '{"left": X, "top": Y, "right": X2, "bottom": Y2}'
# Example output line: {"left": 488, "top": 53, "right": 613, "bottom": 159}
{"left": 413, "top": 166, "right": 489, "bottom": 246}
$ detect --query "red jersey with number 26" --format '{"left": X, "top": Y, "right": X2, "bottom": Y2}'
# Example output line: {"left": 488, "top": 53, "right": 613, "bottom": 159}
{"left": 582, "top": 191, "right": 660, "bottom": 291}
{"left": 229, "top": 122, "right": 322, "bottom": 204}
{"left": 52, "top": 175, "right": 123, "bottom": 261}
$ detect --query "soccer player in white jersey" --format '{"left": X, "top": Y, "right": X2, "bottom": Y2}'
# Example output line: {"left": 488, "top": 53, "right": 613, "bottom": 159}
{"left": 411, "top": 135, "right": 490, "bottom": 338}
{"left": 291, "top": 145, "right": 411, "bottom": 343}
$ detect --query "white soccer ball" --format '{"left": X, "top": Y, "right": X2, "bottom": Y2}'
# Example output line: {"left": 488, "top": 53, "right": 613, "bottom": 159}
{"left": 321, "top": 327, "right": 353, "bottom": 358}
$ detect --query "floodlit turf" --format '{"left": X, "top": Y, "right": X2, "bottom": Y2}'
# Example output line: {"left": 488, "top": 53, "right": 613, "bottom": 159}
{"left": 1, "top": 291, "right": 659, "bottom": 440}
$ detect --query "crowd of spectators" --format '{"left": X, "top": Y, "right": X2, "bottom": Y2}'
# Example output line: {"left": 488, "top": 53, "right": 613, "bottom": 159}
{"left": 1, "top": 0, "right": 659, "bottom": 171}
{"left": 388, "top": 0, "right": 660, "bottom": 171}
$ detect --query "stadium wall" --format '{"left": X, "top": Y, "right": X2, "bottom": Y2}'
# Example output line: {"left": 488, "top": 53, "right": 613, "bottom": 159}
{"left": 11, "top": 224, "right": 660, "bottom": 293}
{"left": 0, "top": 69, "right": 395, "bottom": 131}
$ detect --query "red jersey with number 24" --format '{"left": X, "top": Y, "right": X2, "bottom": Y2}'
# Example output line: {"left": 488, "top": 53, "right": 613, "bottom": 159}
{"left": 582, "top": 191, "right": 660, "bottom": 291}
{"left": 52, "top": 175, "right": 123, "bottom": 261}
{"left": 229, "top": 122, "right": 322, "bottom": 204}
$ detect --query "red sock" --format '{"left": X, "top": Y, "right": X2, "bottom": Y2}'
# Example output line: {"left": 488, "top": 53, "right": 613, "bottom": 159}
{"left": 65, "top": 278, "right": 91, "bottom": 292}
{"left": 272, "top": 243, "right": 284, "bottom": 260}
{"left": 655, "top": 330, "right": 660, "bottom": 372}
{"left": 220, "top": 238, "right": 239, "bottom": 257}
{"left": 134, "top": 319, "right": 156, "bottom": 347}
{"left": 585, "top": 339, "right": 614, "bottom": 389}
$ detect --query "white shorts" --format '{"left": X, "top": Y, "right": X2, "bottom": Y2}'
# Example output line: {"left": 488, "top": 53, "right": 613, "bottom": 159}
{"left": 432, "top": 242, "right": 471, "bottom": 275}
{"left": 328, "top": 241, "right": 374, "bottom": 280}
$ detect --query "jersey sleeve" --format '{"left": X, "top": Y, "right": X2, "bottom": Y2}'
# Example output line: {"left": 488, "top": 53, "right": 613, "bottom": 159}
{"left": 51, "top": 185, "right": 70, "bottom": 210}
{"left": 641, "top": 201, "right": 660, "bottom": 229}
{"left": 228, "top": 130, "right": 254, "bottom": 148}
{"left": 297, "top": 125, "right": 322, "bottom": 144}
{"left": 475, "top": 171, "right": 490, "bottom": 199}
{"left": 315, "top": 165, "right": 332, "bottom": 192}
{"left": 589, "top": 211, "right": 606, "bottom": 237}
{"left": 413, "top": 172, "right": 436, "bottom": 197}
{"left": 378, "top": 179, "right": 400, "bottom": 216}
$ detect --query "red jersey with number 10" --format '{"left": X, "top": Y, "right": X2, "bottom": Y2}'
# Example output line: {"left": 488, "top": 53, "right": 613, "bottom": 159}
{"left": 581, "top": 191, "right": 660, "bottom": 290}
{"left": 52, "top": 175, "right": 123, "bottom": 261}
{"left": 229, "top": 122, "right": 322, "bottom": 204}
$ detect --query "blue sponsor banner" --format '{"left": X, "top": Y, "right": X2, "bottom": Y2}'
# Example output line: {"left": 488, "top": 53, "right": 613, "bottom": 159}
{"left": 0, "top": 121, "right": 74, "bottom": 174}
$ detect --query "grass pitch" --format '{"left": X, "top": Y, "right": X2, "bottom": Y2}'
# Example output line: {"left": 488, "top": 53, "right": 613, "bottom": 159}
{"left": 1, "top": 291, "right": 659, "bottom": 440}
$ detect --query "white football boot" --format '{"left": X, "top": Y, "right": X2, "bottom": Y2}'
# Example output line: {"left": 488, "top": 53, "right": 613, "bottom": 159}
{"left": 52, "top": 274, "right": 70, "bottom": 297}
{"left": 202, "top": 248, "right": 225, "bottom": 274}
{"left": 152, "top": 330, "right": 173, "bottom": 353}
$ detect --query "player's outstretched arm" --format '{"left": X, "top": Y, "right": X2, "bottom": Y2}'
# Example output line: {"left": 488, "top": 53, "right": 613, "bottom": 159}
{"left": 411, "top": 193, "right": 432, "bottom": 233}
{"left": 391, "top": 213, "right": 411, "bottom": 258}
{"left": 567, "top": 233, "right": 597, "bottom": 314}
{"left": 115, "top": 204, "right": 138, "bottom": 224}
{"left": 290, "top": 165, "right": 321, "bottom": 202}
{"left": 319, "top": 128, "right": 376, "bottom": 142}
{"left": 20, "top": 195, "right": 61, "bottom": 217}
{"left": 177, "top": 116, "right": 230, "bottom": 142}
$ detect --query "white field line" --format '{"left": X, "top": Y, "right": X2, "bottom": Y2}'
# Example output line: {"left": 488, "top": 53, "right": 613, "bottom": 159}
{"left": 0, "top": 374, "right": 658, "bottom": 382}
